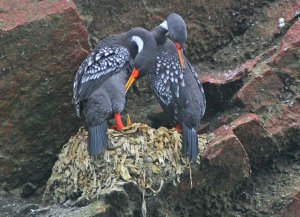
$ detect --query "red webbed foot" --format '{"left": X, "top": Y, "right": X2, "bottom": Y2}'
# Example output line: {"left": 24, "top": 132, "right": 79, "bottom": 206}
{"left": 112, "top": 113, "right": 124, "bottom": 130}
{"left": 175, "top": 123, "right": 182, "bottom": 132}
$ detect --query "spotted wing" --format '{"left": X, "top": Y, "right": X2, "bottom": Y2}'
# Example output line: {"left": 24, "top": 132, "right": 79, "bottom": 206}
{"left": 185, "top": 58, "right": 206, "bottom": 117}
{"left": 150, "top": 49, "right": 187, "bottom": 115}
{"left": 72, "top": 44, "right": 130, "bottom": 116}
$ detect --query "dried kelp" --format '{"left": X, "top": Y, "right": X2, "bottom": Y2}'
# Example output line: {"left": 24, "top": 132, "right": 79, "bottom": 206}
{"left": 43, "top": 123, "right": 208, "bottom": 204}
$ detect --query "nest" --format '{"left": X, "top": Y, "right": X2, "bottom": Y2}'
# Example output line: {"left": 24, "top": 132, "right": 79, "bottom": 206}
{"left": 43, "top": 123, "right": 208, "bottom": 205}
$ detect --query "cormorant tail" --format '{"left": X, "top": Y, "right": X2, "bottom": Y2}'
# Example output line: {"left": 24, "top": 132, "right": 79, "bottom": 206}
{"left": 88, "top": 122, "right": 108, "bottom": 157}
{"left": 182, "top": 123, "right": 199, "bottom": 162}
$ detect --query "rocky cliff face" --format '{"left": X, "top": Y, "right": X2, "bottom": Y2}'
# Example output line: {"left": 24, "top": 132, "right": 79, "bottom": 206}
{"left": 0, "top": 0, "right": 91, "bottom": 188}
{"left": 0, "top": 0, "right": 300, "bottom": 216}
{"left": 74, "top": 0, "right": 275, "bottom": 65}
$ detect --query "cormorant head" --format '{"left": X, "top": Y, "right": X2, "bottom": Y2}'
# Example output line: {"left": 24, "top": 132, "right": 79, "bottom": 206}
{"left": 125, "top": 28, "right": 157, "bottom": 92}
{"left": 165, "top": 13, "right": 187, "bottom": 47}
{"left": 159, "top": 13, "right": 187, "bottom": 69}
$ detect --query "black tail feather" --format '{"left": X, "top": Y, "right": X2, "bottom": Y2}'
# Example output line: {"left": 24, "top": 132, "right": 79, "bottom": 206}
{"left": 88, "top": 122, "right": 108, "bottom": 157}
{"left": 182, "top": 123, "right": 198, "bottom": 161}
{"left": 182, "top": 125, "right": 189, "bottom": 154}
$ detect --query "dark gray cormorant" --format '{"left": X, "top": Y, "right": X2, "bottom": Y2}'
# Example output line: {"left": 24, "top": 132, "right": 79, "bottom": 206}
{"left": 151, "top": 13, "right": 206, "bottom": 161}
{"left": 72, "top": 27, "right": 157, "bottom": 157}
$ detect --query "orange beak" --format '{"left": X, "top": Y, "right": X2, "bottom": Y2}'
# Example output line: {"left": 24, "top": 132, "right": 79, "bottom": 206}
{"left": 175, "top": 42, "right": 184, "bottom": 69}
{"left": 125, "top": 67, "right": 139, "bottom": 92}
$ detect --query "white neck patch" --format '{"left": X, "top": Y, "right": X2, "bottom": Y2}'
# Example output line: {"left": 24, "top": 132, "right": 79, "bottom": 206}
{"left": 159, "top": 20, "right": 168, "bottom": 30}
{"left": 132, "top": 36, "right": 144, "bottom": 53}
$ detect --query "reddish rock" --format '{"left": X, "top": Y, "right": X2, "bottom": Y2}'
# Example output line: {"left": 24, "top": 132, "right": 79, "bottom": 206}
{"left": 234, "top": 66, "right": 285, "bottom": 111}
{"left": 0, "top": 0, "right": 91, "bottom": 188}
{"left": 0, "top": 0, "right": 76, "bottom": 31}
{"left": 255, "top": 0, "right": 300, "bottom": 41}
{"left": 281, "top": 2, "right": 300, "bottom": 22}
{"left": 272, "top": 20, "right": 300, "bottom": 79}
{"left": 203, "top": 125, "right": 250, "bottom": 190}
{"left": 201, "top": 56, "right": 260, "bottom": 114}
{"left": 151, "top": 125, "right": 251, "bottom": 213}
{"left": 281, "top": 191, "right": 300, "bottom": 217}
{"left": 202, "top": 113, "right": 277, "bottom": 176}
{"left": 201, "top": 56, "right": 260, "bottom": 85}
{"left": 230, "top": 113, "right": 276, "bottom": 168}
{"left": 264, "top": 95, "right": 300, "bottom": 150}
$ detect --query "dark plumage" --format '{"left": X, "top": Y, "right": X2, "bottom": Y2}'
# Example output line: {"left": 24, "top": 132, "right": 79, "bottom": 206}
{"left": 150, "top": 13, "right": 206, "bottom": 161}
{"left": 73, "top": 27, "right": 157, "bottom": 157}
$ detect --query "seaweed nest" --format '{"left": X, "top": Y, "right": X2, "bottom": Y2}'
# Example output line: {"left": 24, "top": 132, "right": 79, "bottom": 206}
{"left": 43, "top": 123, "right": 208, "bottom": 205}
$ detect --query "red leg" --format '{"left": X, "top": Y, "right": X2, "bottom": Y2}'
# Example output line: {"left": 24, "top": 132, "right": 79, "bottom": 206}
{"left": 112, "top": 113, "right": 124, "bottom": 129}
{"left": 175, "top": 123, "right": 182, "bottom": 132}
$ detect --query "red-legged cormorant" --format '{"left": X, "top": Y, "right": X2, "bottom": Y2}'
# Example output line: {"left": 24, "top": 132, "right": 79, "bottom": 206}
{"left": 72, "top": 27, "right": 157, "bottom": 157}
{"left": 150, "top": 13, "right": 206, "bottom": 161}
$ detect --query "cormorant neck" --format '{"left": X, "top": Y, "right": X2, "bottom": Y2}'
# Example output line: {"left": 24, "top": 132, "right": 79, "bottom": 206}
{"left": 127, "top": 27, "right": 157, "bottom": 76}
{"left": 127, "top": 27, "right": 156, "bottom": 58}
{"left": 151, "top": 26, "right": 168, "bottom": 45}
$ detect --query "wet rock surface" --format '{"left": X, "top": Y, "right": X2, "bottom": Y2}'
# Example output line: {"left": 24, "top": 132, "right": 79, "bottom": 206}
{"left": 0, "top": 0, "right": 91, "bottom": 188}
{"left": 200, "top": 57, "right": 260, "bottom": 114}
{"left": 235, "top": 66, "right": 285, "bottom": 111}
{"left": 203, "top": 125, "right": 250, "bottom": 189}
{"left": 230, "top": 113, "right": 276, "bottom": 168}
{"left": 73, "top": 0, "right": 262, "bottom": 64}
{"left": 272, "top": 18, "right": 300, "bottom": 79}
{"left": 281, "top": 189, "right": 300, "bottom": 217}
{"left": 225, "top": 149, "right": 300, "bottom": 217}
